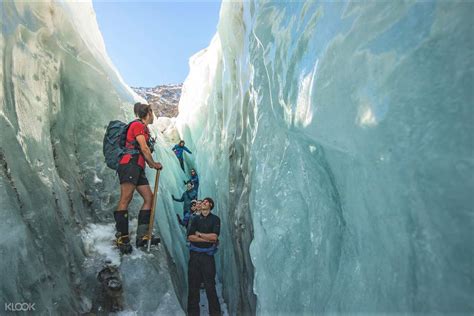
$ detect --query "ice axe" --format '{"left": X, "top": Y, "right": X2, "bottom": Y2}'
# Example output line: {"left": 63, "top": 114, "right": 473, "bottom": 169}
{"left": 147, "top": 169, "right": 160, "bottom": 252}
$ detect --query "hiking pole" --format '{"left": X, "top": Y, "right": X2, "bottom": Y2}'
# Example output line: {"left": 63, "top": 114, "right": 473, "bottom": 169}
{"left": 147, "top": 169, "right": 161, "bottom": 252}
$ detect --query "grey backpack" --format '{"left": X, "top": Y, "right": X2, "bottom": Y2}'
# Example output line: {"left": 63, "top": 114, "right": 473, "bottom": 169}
{"left": 103, "top": 120, "right": 140, "bottom": 170}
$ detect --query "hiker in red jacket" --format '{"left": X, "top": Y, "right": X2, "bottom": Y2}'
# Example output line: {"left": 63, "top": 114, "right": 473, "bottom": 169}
{"left": 115, "top": 103, "right": 162, "bottom": 254}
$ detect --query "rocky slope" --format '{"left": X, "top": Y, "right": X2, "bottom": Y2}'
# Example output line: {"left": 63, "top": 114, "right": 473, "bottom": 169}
{"left": 132, "top": 84, "right": 182, "bottom": 118}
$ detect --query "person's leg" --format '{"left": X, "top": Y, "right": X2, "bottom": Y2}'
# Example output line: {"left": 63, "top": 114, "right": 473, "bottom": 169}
{"left": 115, "top": 182, "right": 135, "bottom": 254}
{"left": 135, "top": 184, "right": 159, "bottom": 247}
{"left": 179, "top": 158, "right": 185, "bottom": 171}
{"left": 202, "top": 255, "right": 221, "bottom": 316}
{"left": 187, "top": 253, "right": 202, "bottom": 316}
{"left": 118, "top": 182, "right": 135, "bottom": 211}
{"left": 136, "top": 183, "right": 153, "bottom": 210}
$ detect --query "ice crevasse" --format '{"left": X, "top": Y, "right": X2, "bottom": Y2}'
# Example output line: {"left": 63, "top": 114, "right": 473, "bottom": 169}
{"left": 1, "top": 0, "right": 473, "bottom": 315}
{"left": 176, "top": 1, "right": 473, "bottom": 314}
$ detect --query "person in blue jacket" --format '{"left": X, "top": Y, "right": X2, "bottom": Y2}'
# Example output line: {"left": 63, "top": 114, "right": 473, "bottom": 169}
{"left": 184, "top": 169, "right": 199, "bottom": 193}
{"left": 172, "top": 140, "right": 192, "bottom": 171}
{"left": 173, "top": 182, "right": 197, "bottom": 224}
{"left": 178, "top": 200, "right": 199, "bottom": 228}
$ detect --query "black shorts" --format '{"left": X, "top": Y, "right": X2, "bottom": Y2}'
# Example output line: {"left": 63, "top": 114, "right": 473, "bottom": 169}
{"left": 117, "top": 156, "right": 149, "bottom": 186}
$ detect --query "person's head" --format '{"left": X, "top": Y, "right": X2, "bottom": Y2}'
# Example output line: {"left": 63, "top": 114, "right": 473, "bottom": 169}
{"left": 202, "top": 197, "right": 214, "bottom": 211}
{"left": 190, "top": 200, "right": 197, "bottom": 212}
{"left": 186, "top": 182, "right": 194, "bottom": 191}
{"left": 195, "top": 200, "right": 202, "bottom": 211}
{"left": 190, "top": 169, "right": 197, "bottom": 176}
{"left": 133, "top": 102, "right": 141, "bottom": 117}
{"left": 179, "top": 140, "right": 185, "bottom": 147}
{"left": 135, "top": 102, "right": 154, "bottom": 124}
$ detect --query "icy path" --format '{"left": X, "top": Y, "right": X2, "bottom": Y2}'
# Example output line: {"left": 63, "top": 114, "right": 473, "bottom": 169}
{"left": 81, "top": 222, "right": 229, "bottom": 315}
{"left": 198, "top": 281, "right": 230, "bottom": 316}
{"left": 81, "top": 222, "right": 183, "bottom": 314}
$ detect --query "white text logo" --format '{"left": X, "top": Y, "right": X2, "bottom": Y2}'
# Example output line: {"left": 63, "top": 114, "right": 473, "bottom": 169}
{"left": 4, "top": 302, "right": 36, "bottom": 312}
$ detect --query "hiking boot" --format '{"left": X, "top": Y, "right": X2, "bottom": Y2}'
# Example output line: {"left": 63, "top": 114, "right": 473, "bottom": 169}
{"left": 115, "top": 233, "right": 132, "bottom": 254}
{"left": 114, "top": 210, "right": 132, "bottom": 255}
{"left": 136, "top": 209, "right": 160, "bottom": 248}
{"left": 136, "top": 234, "right": 161, "bottom": 248}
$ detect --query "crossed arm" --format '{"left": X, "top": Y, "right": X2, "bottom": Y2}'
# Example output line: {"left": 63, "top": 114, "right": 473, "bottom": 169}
{"left": 188, "top": 232, "right": 218, "bottom": 243}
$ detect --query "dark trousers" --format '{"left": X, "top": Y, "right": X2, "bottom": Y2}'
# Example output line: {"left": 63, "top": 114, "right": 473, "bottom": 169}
{"left": 178, "top": 157, "right": 185, "bottom": 171}
{"left": 187, "top": 252, "right": 221, "bottom": 316}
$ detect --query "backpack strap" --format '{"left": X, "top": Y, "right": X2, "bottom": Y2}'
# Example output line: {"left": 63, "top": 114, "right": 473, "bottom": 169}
{"left": 125, "top": 119, "right": 142, "bottom": 151}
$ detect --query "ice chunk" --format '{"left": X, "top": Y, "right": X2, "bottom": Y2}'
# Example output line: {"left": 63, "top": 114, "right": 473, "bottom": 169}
{"left": 82, "top": 223, "right": 121, "bottom": 266}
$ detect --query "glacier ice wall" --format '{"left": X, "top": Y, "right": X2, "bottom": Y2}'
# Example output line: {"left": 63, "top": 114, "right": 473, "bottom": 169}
{"left": 0, "top": 1, "right": 186, "bottom": 313}
{"left": 0, "top": 1, "right": 135, "bottom": 312}
{"left": 177, "top": 1, "right": 474, "bottom": 314}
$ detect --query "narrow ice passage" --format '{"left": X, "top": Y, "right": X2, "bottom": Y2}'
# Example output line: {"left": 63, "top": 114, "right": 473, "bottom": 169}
{"left": 160, "top": 1, "right": 474, "bottom": 314}
{"left": 1, "top": 1, "right": 473, "bottom": 315}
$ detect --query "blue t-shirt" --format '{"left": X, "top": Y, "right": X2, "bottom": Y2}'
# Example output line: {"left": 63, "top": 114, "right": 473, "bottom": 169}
{"left": 172, "top": 145, "right": 192, "bottom": 159}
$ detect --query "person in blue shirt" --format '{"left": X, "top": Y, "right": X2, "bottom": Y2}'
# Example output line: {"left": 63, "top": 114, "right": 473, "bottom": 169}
{"left": 186, "top": 200, "right": 202, "bottom": 233}
{"left": 184, "top": 169, "right": 199, "bottom": 193}
{"left": 178, "top": 200, "right": 199, "bottom": 228}
{"left": 173, "top": 182, "right": 198, "bottom": 224}
{"left": 172, "top": 140, "right": 192, "bottom": 171}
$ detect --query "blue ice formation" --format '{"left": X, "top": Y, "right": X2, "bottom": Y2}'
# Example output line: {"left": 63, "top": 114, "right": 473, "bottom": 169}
{"left": 1, "top": 1, "right": 473, "bottom": 315}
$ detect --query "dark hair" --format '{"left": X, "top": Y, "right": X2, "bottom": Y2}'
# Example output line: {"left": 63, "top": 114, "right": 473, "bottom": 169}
{"left": 179, "top": 140, "right": 185, "bottom": 145}
{"left": 134, "top": 102, "right": 151, "bottom": 119}
{"left": 133, "top": 102, "right": 141, "bottom": 115}
{"left": 203, "top": 197, "right": 214, "bottom": 210}
{"left": 191, "top": 200, "right": 197, "bottom": 206}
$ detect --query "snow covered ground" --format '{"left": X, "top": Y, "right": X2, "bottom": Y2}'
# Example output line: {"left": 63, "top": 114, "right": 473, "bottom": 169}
{"left": 81, "top": 222, "right": 183, "bottom": 314}
{"left": 81, "top": 222, "right": 229, "bottom": 315}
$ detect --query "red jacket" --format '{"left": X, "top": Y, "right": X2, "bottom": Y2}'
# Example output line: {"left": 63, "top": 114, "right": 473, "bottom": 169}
{"left": 119, "top": 121, "right": 150, "bottom": 169}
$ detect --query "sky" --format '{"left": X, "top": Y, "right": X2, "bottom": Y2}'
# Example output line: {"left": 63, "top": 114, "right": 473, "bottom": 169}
{"left": 93, "top": 1, "right": 221, "bottom": 87}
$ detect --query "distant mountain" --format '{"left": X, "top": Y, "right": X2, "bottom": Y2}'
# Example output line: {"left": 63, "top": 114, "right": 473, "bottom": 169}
{"left": 132, "top": 83, "right": 182, "bottom": 118}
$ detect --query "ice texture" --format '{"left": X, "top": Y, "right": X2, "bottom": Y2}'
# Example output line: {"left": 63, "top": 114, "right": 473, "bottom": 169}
{"left": 81, "top": 222, "right": 185, "bottom": 314}
{"left": 2, "top": 0, "right": 473, "bottom": 315}
{"left": 0, "top": 1, "right": 185, "bottom": 313}
{"left": 176, "top": 1, "right": 474, "bottom": 314}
